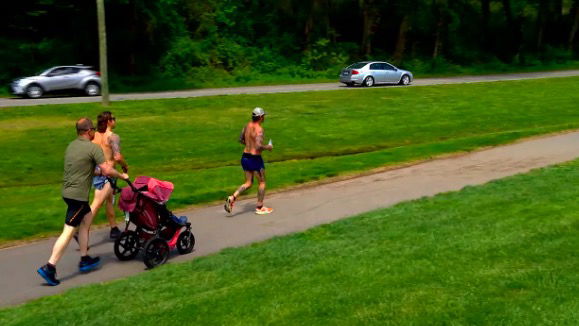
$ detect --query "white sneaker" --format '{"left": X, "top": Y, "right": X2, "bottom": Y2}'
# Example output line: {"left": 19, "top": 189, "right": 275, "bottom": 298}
{"left": 255, "top": 206, "right": 273, "bottom": 215}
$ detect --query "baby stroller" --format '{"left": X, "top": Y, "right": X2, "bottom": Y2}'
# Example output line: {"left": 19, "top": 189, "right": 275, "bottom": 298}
{"left": 114, "top": 176, "right": 195, "bottom": 268}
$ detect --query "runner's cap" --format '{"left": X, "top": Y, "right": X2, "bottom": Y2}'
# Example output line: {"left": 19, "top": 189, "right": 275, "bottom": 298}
{"left": 252, "top": 107, "right": 266, "bottom": 117}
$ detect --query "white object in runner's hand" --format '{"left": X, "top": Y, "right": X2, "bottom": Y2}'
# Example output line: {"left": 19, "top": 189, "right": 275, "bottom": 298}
{"left": 268, "top": 139, "right": 273, "bottom": 146}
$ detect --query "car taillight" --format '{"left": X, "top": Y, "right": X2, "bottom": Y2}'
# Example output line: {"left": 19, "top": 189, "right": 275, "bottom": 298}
{"left": 95, "top": 71, "right": 101, "bottom": 76}
{"left": 351, "top": 70, "right": 359, "bottom": 75}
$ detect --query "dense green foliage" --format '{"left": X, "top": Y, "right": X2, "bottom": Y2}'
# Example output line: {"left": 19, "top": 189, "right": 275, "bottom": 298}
{"left": 2, "top": 157, "right": 579, "bottom": 324}
{"left": 1, "top": 0, "right": 578, "bottom": 91}
{"left": 1, "top": 77, "right": 578, "bottom": 243}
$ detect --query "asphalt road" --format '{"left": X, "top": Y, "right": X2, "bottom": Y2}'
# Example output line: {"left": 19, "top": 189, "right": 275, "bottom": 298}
{"left": 1, "top": 70, "right": 578, "bottom": 108}
{"left": 2, "top": 130, "right": 579, "bottom": 307}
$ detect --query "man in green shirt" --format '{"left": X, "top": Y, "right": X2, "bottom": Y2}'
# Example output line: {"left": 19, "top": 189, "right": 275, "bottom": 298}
{"left": 37, "top": 118, "right": 129, "bottom": 286}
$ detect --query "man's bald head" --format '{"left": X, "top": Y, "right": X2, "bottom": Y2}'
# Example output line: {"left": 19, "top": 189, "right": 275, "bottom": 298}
{"left": 76, "top": 118, "right": 95, "bottom": 135}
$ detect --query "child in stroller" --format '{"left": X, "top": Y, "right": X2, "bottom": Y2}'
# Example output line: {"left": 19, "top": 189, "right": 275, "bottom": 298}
{"left": 115, "top": 176, "right": 195, "bottom": 268}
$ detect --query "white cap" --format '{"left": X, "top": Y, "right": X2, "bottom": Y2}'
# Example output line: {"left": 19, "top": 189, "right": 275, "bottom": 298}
{"left": 252, "top": 107, "right": 266, "bottom": 117}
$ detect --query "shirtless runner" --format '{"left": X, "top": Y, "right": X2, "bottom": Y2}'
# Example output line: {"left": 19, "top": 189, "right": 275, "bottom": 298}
{"left": 224, "top": 107, "right": 274, "bottom": 215}
{"left": 91, "top": 111, "right": 129, "bottom": 239}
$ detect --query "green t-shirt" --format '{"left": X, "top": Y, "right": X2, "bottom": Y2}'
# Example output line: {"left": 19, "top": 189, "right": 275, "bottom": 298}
{"left": 62, "top": 137, "right": 105, "bottom": 201}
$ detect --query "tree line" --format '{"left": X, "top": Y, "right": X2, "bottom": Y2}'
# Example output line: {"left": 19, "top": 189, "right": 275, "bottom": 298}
{"left": 1, "top": 0, "right": 578, "bottom": 85}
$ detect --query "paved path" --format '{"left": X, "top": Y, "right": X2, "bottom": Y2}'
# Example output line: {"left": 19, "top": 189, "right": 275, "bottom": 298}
{"left": 1, "top": 70, "right": 578, "bottom": 108}
{"left": 2, "top": 131, "right": 579, "bottom": 307}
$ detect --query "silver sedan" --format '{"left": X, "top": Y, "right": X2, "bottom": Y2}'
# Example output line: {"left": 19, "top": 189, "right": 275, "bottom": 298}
{"left": 340, "top": 61, "right": 413, "bottom": 87}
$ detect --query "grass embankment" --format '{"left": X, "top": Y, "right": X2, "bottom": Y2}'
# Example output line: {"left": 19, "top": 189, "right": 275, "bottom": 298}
{"left": 110, "top": 61, "right": 579, "bottom": 93}
{"left": 2, "top": 62, "right": 577, "bottom": 98}
{"left": 2, "top": 156, "right": 578, "bottom": 324}
{"left": 1, "top": 77, "right": 579, "bottom": 244}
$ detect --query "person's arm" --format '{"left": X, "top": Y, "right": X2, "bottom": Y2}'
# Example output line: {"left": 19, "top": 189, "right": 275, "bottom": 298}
{"left": 239, "top": 126, "right": 246, "bottom": 145}
{"left": 256, "top": 129, "right": 273, "bottom": 151}
{"left": 109, "top": 134, "right": 128, "bottom": 173}
{"left": 93, "top": 145, "right": 128, "bottom": 180}
{"left": 99, "top": 162, "right": 128, "bottom": 180}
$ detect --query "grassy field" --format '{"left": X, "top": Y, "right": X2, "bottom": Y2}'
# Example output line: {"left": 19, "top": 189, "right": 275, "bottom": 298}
{"left": 1, "top": 76, "right": 578, "bottom": 244}
{"left": 2, "top": 62, "right": 578, "bottom": 98}
{"left": 1, "top": 157, "right": 578, "bottom": 325}
{"left": 108, "top": 61, "right": 579, "bottom": 93}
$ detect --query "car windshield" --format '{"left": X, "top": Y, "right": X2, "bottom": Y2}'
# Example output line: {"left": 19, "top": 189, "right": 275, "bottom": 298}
{"left": 347, "top": 62, "right": 368, "bottom": 69}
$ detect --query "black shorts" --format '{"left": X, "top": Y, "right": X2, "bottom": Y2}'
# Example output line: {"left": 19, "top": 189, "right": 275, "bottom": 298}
{"left": 241, "top": 153, "right": 265, "bottom": 171}
{"left": 63, "top": 197, "right": 91, "bottom": 227}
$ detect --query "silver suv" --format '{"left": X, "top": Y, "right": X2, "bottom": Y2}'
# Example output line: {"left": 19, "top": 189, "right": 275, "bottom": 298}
{"left": 10, "top": 66, "right": 102, "bottom": 98}
{"left": 340, "top": 61, "right": 413, "bottom": 87}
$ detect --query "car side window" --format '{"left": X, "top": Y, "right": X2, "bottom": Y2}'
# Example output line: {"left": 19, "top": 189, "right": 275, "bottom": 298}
{"left": 370, "top": 63, "right": 381, "bottom": 70}
{"left": 68, "top": 68, "right": 80, "bottom": 74}
{"left": 384, "top": 63, "right": 396, "bottom": 70}
{"left": 47, "top": 68, "right": 67, "bottom": 76}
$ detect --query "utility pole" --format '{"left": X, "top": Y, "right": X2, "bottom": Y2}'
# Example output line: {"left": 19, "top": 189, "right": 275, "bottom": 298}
{"left": 97, "top": 0, "right": 110, "bottom": 106}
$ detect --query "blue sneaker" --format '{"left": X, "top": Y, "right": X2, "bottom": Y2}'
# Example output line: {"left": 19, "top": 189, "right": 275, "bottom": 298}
{"left": 79, "top": 256, "right": 101, "bottom": 273}
{"left": 37, "top": 265, "right": 60, "bottom": 286}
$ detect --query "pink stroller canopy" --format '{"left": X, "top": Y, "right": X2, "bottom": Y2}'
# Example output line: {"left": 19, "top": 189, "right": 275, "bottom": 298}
{"left": 119, "top": 176, "right": 174, "bottom": 212}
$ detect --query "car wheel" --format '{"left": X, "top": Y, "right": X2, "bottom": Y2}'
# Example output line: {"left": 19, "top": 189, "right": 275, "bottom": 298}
{"left": 84, "top": 82, "right": 101, "bottom": 96}
{"left": 363, "top": 76, "right": 374, "bottom": 87}
{"left": 25, "top": 84, "right": 44, "bottom": 98}
{"left": 400, "top": 75, "right": 411, "bottom": 85}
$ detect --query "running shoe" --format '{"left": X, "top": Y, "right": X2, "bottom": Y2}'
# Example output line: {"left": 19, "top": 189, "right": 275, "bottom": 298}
{"left": 79, "top": 256, "right": 101, "bottom": 273}
{"left": 224, "top": 196, "right": 235, "bottom": 213}
{"left": 110, "top": 227, "right": 121, "bottom": 240}
{"left": 37, "top": 264, "right": 60, "bottom": 286}
{"left": 255, "top": 206, "right": 274, "bottom": 215}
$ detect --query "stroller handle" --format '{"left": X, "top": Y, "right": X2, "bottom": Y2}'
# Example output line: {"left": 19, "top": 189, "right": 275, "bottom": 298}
{"left": 123, "top": 178, "right": 138, "bottom": 192}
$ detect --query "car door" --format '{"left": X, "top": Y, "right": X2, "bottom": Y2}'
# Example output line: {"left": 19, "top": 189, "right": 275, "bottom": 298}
{"left": 41, "top": 67, "right": 69, "bottom": 91}
{"left": 60, "top": 67, "right": 81, "bottom": 89}
{"left": 383, "top": 63, "right": 400, "bottom": 83}
{"left": 42, "top": 67, "right": 70, "bottom": 91}
{"left": 369, "top": 63, "right": 386, "bottom": 83}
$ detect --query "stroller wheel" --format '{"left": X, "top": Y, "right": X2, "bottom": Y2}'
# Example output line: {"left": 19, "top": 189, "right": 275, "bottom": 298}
{"left": 177, "top": 230, "right": 195, "bottom": 255}
{"left": 114, "top": 231, "right": 140, "bottom": 261}
{"left": 143, "top": 238, "right": 169, "bottom": 269}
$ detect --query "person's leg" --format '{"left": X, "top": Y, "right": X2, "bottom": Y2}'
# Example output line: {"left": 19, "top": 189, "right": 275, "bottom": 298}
{"left": 104, "top": 191, "right": 121, "bottom": 238}
{"left": 225, "top": 171, "right": 254, "bottom": 213}
{"left": 255, "top": 169, "right": 273, "bottom": 214}
{"left": 90, "top": 183, "right": 112, "bottom": 220}
{"left": 47, "top": 224, "right": 78, "bottom": 265}
{"left": 77, "top": 210, "right": 95, "bottom": 257}
{"left": 255, "top": 169, "right": 266, "bottom": 208}
{"left": 77, "top": 209, "right": 101, "bottom": 271}
{"left": 105, "top": 192, "right": 116, "bottom": 227}
{"left": 38, "top": 198, "right": 90, "bottom": 285}
{"left": 234, "top": 171, "right": 254, "bottom": 198}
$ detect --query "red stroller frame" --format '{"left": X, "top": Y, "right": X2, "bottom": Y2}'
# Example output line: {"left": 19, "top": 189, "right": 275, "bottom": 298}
{"left": 114, "top": 176, "right": 195, "bottom": 268}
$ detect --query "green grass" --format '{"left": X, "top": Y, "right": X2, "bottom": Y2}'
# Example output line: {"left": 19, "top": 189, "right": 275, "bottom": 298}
{"left": 1, "top": 76, "right": 579, "bottom": 244}
{"left": 2, "top": 156, "right": 579, "bottom": 325}
{"left": 109, "top": 61, "right": 579, "bottom": 94}
{"left": 2, "top": 62, "right": 577, "bottom": 98}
